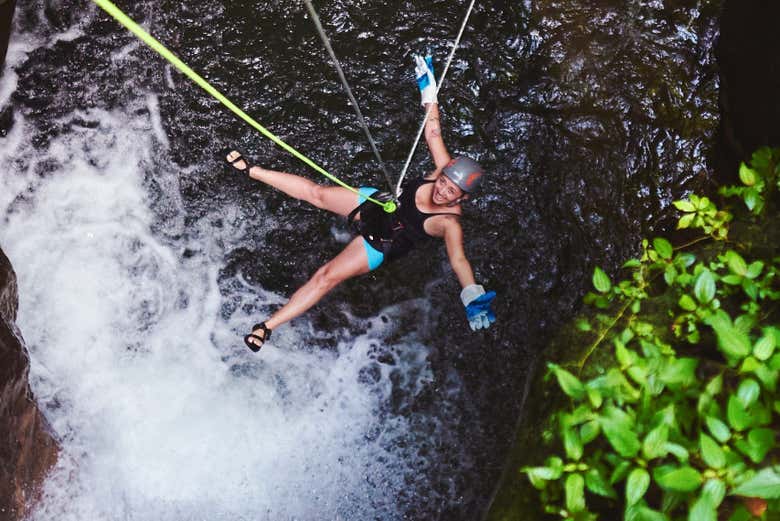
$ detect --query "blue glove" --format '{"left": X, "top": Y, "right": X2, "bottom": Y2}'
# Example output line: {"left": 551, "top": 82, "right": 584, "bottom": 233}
{"left": 414, "top": 55, "right": 437, "bottom": 105}
{"left": 460, "top": 284, "right": 497, "bottom": 331}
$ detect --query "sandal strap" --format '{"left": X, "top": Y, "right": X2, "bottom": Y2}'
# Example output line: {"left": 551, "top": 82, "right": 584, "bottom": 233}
{"left": 244, "top": 334, "right": 264, "bottom": 352}
{"left": 226, "top": 151, "right": 253, "bottom": 174}
{"left": 251, "top": 322, "right": 272, "bottom": 339}
{"left": 244, "top": 322, "right": 272, "bottom": 353}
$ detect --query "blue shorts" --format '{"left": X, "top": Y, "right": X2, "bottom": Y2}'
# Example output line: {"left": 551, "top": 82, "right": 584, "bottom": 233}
{"left": 358, "top": 187, "right": 384, "bottom": 271}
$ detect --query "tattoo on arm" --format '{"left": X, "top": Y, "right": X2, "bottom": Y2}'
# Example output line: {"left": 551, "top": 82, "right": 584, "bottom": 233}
{"left": 427, "top": 117, "right": 441, "bottom": 138}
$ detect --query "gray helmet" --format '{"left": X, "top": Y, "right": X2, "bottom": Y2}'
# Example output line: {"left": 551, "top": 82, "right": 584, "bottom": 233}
{"left": 442, "top": 156, "right": 484, "bottom": 193}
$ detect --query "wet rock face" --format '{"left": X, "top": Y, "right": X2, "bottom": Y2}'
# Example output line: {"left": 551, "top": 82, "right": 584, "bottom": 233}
{"left": 0, "top": 247, "right": 58, "bottom": 520}
{"left": 715, "top": 0, "right": 780, "bottom": 182}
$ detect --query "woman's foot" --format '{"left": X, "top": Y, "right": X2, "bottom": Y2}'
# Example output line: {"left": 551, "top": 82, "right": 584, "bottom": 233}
{"left": 226, "top": 150, "right": 252, "bottom": 174}
{"left": 244, "top": 322, "right": 272, "bottom": 352}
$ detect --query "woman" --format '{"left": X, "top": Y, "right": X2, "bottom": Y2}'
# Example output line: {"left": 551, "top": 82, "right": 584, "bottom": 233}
{"left": 228, "top": 56, "right": 497, "bottom": 351}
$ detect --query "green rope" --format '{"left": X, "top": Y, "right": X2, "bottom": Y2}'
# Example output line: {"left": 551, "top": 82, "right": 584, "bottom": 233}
{"left": 91, "top": 0, "right": 396, "bottom": 213}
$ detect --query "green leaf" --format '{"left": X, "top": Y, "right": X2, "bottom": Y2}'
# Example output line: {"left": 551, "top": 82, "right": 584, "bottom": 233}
{"left": 675, "top": 252, "right": 697, "bottom": 268}
{"left": 746, "top": 261, "right": 764, "bottom": 279}
{"left": 722, "top": 274, "right": 743, "bottom": 285}
{"left": 742, "top": 279, "right": 759, "bottom": 300}
{"left": 563, "top": 426, "right": 583, "bottom": 461}
{"left": 565, "top": 473, "right": 586, "bottom": 513}
{"left": 702, "top": 478, "right": 727, "bottom": 508}
{"left": 585, "top": 468, "right": 618, "bottom": 499}
{"left": 751, "top": 147, "right": 773, "bottom": 169}
{"left": 678, "top": 213, "right": 695, "bottom": 229}
{"left": 705, "top": 374, "right": 723, "bottom": 396}
{"left": 610, "top": 460, "right": 632, "bottom": 485}
{"left": 586, "top": 387, "right": 603, "bottom": 409}
{"left": 689, "top": 495, "right": 717, "bottom": 521}
{"left": 742, "top": 428, "right": 775, "bottom": 463}
{"left": 739, "top": 162, "right": 758, "bottom": 186}
{"left": 725, "top": 251, "right": 748, "bottom": 276}
{"left": 731, "top": 467, "right": 780, "bottom": 499}
{"left": 623, "top": 258, "right": 642, "bottom": 269}
{"left": 753, "top": 333, "right": 776, "bottom": 361}
{"left": 523, "top": 462, "right": 563, "bottom": 488}
{"left": 549, "top": 363, "right": 586, "bottom": 400}
{"left": 615, "top": 339, "right": 634, "bottom": 367}
{"left": 626, "top": 468, "right": 650, "bottom": 505}
{"left": 727, "top": 395, "right": 755, "bottom": 431}
{"left": 694, "top": 270, "right": 716, "bottom": 304}
{"left": 740, "top": 356, "right": 761, "bottom": 373}
{"left": 735, "top": 314, "right": 756, "bottom": 334}
{"left": 653, "top": 465, "right": 703, "bottom": 492}
{"left": 576, "top": 319, "right": 592, "bottom": 332}
{"left": 642, "top": 424, "right": 669, "bottom": 460}
{"left": 737, "top": 379, "right": 760, "bottom": 408}
{"left": 580, "top": 420, "right": 600, "bottom": 445}
{"left": 632, "top": 506, "right": 669, "bottom": 521}
{"left": 700, "top": 433, "right": 726, "bottom": 469}
{"left": 754, "top": 365, "right": 778, "bottom": 393}
{"left": 744, "top": 189, "right": 760, "bottom": 211}
{"left": 653, "top": 238, "right": 673, "bottom": 260}
{"left": 673, "top": 200, "right": 696, "bottom": 212}
{"left": 678, "top": 294, "right": 697, "bottom": 311}
{"left": 660, "top": 358, "right": 698, "bottom": 388}
{"left": 593, "top": 267, "right": 612, "bottom": 293}
{"left": 705, "top": 416, "right": 731, "bottom": 443}
{"left": 664, "top": 442, "right": 690, "bottom": 462}
{"left": 706, "top": 313, "right": 752, "bottom": 359}
{"left": 599, "top": 409, "right": 641, "bottom": 458}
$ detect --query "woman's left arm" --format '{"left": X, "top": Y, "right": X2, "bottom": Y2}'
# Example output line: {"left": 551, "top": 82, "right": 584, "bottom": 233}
{"left": 442, "top": 218, "right": 476, "bottom": 288}
{"left": 442, "top": 219, "right": 497, "bottom": 331}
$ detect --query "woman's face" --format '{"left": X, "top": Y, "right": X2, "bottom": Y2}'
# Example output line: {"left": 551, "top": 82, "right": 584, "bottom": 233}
{"left": 432, "top": 175, "right": 464, "bottom": 205}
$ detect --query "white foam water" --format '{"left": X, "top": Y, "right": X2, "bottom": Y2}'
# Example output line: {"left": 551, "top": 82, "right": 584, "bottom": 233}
{"left": 0, "top": 21, "right": 451, "bottom": 521}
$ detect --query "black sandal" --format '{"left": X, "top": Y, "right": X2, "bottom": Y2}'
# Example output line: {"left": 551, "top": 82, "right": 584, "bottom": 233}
{"left": 244, "top": 322, "right": 272, "bottom": 352}
{"left": 226, "top": 150, "right": 253, "bottom": 175}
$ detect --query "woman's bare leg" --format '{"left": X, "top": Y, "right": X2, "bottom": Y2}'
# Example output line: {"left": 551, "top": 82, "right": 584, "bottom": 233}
{"left": 227, "top": 150, "right": 357, "bottom": 217}
{"left": 246, "top": 236, "right": 372, "bottom": 348}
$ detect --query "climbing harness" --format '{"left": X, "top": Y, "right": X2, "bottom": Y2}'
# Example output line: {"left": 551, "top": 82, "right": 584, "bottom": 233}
{"left": 394, "top": 0, "right": 476, "bottom": 198}
{"left": 303, "top": 0, "right": 394, "bottom": 194}
{"left": 90, "top": 0, "right": 396, "bottom": 213}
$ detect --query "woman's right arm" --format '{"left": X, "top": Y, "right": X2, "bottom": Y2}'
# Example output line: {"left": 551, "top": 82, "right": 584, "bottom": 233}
{"left": 423, "top": 102, "right": 452, "bottom": 173}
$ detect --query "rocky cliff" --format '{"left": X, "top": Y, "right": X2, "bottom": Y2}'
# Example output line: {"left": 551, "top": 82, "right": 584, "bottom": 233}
{"left": 0, "top": 247, "right": 58, "bottom": 520}
{"left": 0, "top": 0, "right": 16, "bottom": 72}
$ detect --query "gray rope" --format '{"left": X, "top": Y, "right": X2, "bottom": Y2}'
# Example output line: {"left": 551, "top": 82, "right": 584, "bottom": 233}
{"left": 394, "top": 0, "right": 476, "bottom": 198}
{"left": 303, "top": 0, "right": 395, "bottom": 193}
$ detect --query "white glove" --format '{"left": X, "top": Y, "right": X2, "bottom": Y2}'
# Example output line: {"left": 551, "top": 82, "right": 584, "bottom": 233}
{"left": 460, "top": 284, "right": 497, "bottom": 331}
{"left": 414, "top": 55, "right": 437, "bottom": 106}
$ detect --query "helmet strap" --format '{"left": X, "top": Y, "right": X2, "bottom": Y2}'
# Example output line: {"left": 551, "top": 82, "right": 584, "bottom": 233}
{"left": 446, "top": 195, "right": 468, "bottom": 207}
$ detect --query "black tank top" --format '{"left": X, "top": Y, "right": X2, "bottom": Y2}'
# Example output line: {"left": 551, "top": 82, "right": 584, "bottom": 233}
{"left": 396, "top": 178, "right": 459, "bottom": 240}
{"left": 348, "top": 178, "right": 459, "bottom": 262}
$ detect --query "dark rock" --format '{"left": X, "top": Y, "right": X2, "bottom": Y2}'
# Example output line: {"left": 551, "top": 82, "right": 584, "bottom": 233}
{"left": 0, "top": 247, "right": 59, "bottom": 519}
{"left": 715, "top": 0, "right": 780, "bottom": 183}
{"left": 0, "top": 0, "right": 16, "bottom": 74}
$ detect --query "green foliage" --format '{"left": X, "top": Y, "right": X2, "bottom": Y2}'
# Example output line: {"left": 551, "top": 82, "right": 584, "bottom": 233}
{"left": 524, "top": 148, "right": 780, "bottom": 519}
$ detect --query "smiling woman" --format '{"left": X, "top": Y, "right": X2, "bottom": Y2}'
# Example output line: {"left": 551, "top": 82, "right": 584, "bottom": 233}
{"left": 228, "top": 69, "right": 497, "bottom": 351}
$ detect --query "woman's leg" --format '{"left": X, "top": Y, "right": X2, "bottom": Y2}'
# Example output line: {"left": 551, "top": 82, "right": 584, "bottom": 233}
{"left": 227, "top": 150, "right": 357, "bottom": 217}
{"left": 245, "top": 236, "right": 373, "bottom": 348}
